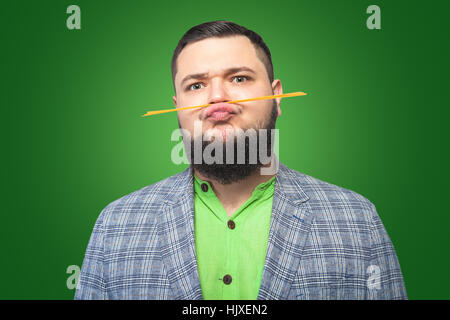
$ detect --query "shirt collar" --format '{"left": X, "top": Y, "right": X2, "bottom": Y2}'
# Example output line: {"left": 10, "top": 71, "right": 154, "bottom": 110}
{"left": 193, "top": 171, "right": 275, "bottom": 200}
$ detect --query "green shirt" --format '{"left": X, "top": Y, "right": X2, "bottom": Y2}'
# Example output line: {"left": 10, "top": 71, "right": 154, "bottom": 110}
{"left": 193, "top": 172, "right": 276, "bottom": 300}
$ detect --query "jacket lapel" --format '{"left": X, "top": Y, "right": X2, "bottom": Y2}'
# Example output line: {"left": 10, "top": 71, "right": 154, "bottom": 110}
{"left": 159, "top": 166, "right": 203, "bottom": 300}
{"left": 257, "top": 162, "right": 313, "bottom": 300}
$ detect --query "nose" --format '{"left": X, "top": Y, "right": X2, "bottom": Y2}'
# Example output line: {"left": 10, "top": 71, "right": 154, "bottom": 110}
{"left": 207, "top": 78, "right": 230, "bottom": 105}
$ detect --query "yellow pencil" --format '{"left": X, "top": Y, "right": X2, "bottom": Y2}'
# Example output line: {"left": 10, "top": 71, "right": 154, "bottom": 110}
{"left": 141, "top": 91, "right": 307, "bottom": 117}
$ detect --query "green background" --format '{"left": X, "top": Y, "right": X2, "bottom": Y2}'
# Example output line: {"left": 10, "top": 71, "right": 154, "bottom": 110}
{"left": 2, "top": 0, "right": 449, "bottom": 299}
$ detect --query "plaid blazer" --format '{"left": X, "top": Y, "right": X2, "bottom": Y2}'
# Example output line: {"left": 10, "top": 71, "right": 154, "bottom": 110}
{"left": 75, "top": 162, "right": 407, "bottom": 300}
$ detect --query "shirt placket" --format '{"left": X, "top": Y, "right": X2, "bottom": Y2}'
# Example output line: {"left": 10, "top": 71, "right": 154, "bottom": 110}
{"left": 194, "top": 173, "right": 275, "bottom": 300}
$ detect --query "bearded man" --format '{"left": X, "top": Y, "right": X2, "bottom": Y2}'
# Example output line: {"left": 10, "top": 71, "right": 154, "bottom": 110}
{"left": 75, "top": 20, "right": 407, "bottom": 300}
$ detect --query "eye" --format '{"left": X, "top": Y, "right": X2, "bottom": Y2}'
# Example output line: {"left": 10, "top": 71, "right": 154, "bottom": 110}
{"left": 232, "top": 75, "right": 249, "bottom": 83}
{"left": 188, "top": 82, "right": 204, "bottom": 91}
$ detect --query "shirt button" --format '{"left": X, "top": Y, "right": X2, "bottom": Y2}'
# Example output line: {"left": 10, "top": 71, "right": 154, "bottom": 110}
{"left": 223, "top": 274, "right": 232, "bottom": 285}
{"left": 201, "top": 183, "right": 208, "bottom": 192}
{"left": 227, "top": 220, "right": 235, "bottom": 230}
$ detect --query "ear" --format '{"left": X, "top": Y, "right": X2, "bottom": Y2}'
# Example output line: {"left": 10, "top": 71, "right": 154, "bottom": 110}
{"left": 172, "top": 95, "right": 177, "bottom": 107}
{"left": 272, "top": 79, "right": 283, "bottom": 117}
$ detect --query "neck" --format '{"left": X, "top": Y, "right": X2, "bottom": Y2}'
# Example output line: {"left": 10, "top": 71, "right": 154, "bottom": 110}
{"left": 193, "top": 162, "right": 275, "bottom": 217}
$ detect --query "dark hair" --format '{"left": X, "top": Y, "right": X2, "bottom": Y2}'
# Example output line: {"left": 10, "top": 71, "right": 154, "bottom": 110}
{"left": 171, "top": 20, "right": 274, "bottom": 93}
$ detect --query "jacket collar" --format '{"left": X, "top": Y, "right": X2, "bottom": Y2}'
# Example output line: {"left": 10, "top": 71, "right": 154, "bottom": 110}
{"left": 159, "top": 160, "right": 313, "bottom": 299}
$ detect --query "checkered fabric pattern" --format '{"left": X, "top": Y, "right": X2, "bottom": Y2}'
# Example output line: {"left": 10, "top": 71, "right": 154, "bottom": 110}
{"left": 75, "top": 162, "right": 407, "bottom": 300}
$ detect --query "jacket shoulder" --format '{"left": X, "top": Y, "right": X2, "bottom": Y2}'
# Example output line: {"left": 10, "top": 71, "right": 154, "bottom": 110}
{"left": 282, "top": 164, "right": 375, "bottom": 216}
{"left": 95, "top": 169, "right": 189, "bottom": 226}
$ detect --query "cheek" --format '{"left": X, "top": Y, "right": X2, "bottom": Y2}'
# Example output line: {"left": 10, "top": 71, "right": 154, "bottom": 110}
{"left": 178, "top": 109, "right": 199, "bottom": 124}
{"left": 245, "top": 104, "right": 273, "bottom": 127}
{"left": 243, "top": 102, "right": 272, "bottom": 119}
{"left": 177, "top": 93, "right": 208, "bottom": 107}
{"left": 178, "top": 112, "right": 205, "bottom": 137}
{"left": 177, "top": 115, "right": 192, "bottom": 134}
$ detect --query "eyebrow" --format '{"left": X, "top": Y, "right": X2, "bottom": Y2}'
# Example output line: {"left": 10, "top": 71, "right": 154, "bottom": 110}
{"left": 180, "top": 66, "right": 257, "bottom": 87}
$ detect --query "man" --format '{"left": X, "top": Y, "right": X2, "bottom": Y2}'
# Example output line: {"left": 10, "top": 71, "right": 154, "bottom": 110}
{"left": 75, "top": 20, "right": 407, "bottom": 300}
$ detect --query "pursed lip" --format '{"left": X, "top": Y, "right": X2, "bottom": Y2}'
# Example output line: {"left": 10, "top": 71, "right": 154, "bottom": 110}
{"left": 204, "top": 103, "right": 238, "bottom": 121}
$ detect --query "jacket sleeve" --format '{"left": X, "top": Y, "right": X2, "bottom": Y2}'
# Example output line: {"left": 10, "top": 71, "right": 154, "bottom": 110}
{"left": 366, "top": 202, "right": 408, "bottom": 299}
{"left": 74, "top": 215, "right": 107, "bottom": 300}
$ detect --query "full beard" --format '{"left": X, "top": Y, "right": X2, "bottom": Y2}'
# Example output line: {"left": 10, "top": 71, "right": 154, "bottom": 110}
{"left": 187, "top": 101, "right": 278, "bottom": 185}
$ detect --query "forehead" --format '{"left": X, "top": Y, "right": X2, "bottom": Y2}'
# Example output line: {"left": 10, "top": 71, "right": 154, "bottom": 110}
{"left": 175, "top": 35, "right": 266, "bottom": 83}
